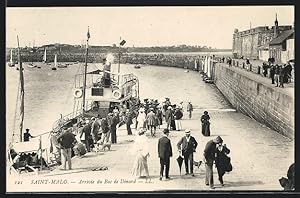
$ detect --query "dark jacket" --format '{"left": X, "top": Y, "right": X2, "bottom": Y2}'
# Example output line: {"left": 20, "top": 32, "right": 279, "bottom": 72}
{"left": 125, "top": 113, "right": 133, "bottom": 125}
{"left": 158, "top": 136, "right": 173, "bottom": 159}
{"left": 177, "top": 136, "right": 198, "bottom": 155}
{"left": 215, "top": 145, "right": 231, "bottom": 170}
{"left": 111, "top": 115, "right": 120, "bottom": 129}
{"left": 174, "top": 109, "right": 183, "bottom": 120}
{"left": 57, "top": 131, "right": 76, "bottom": 149}
{"left": 204, "top": 140, "right": 217, "bottom": 161}
{"left": 81, "top": 124, "right": 92, "bottom": 138}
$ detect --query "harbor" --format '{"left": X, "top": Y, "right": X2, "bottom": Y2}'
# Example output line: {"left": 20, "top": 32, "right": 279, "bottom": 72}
{"left": 6, "top": 6, "right": 295, "bottom": 193}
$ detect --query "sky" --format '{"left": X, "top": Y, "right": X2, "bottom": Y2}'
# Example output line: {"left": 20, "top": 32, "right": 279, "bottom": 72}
{"left": 6, "top": 6, "right": 294, "bottom": 49}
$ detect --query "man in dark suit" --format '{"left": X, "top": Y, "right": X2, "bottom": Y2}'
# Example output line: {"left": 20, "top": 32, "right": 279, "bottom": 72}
{"left": 158, "top": 128, "right": 173, "bottom": 180}
{"left": 177, "top": 129, "right": 198, "bottom": 176}
{"left": 203, "top": 136, "right": 223, "bottom": 189}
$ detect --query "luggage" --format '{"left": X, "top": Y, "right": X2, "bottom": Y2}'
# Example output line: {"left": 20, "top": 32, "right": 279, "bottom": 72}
{"left": 73, "top": 142, "right": 86, "bottom": 156}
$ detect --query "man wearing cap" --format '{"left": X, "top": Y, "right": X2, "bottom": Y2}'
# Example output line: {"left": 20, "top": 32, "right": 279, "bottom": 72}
{"left": 158, "top": 129, "right": 173, "bottom": 180}
{"left": 187, "top": 102, "right": 193, "bottom": 119}
{"left": 80, "top": 120, "right": 92, "bottom": 152}
{"left": 177, "top": 129, "right": 198, "bottom": 176}
{"left": 91, "top": 117, "right": 100, "bottom": 144}
{"left": 23, "top": 128, "right": 34, "bottom": 142}
{"left": 174, "top": 106, "right": 183, "bottom": 131}
{"left": 203, "top": 136, "right": 223, "bottom": 189}
{"left": 57, "top": 128, "right": 77, "bottom": 170}
{"left": 111, "top": 112, "right": 120, "bottom": 144}
{"left": 125, "top": 110, "right": 133, "bottom": 135}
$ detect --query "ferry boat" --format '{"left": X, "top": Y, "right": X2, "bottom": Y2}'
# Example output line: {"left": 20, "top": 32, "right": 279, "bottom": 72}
{"left": 8, "top": 30, "right": 140, "bottom": 175}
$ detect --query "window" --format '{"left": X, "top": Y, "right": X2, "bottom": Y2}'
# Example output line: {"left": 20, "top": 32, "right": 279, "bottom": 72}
{"left": 91, "top": 88, "right": 104, "bottom": 96}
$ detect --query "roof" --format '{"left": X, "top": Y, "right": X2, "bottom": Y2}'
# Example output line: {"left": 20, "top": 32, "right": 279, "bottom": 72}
{"left": 269, "top": 29, "right": 294, "bottom": 45}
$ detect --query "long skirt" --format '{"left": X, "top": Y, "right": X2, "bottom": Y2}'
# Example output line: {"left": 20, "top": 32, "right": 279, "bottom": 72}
{"left": 132, "top": 153, "right": 149, "bottom": 177}
{"left": 202, "top": 123, "right": 210, "bottom": 136}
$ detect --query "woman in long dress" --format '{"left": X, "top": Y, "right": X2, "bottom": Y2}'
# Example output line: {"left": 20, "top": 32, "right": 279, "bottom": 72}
{"left": 201, "top": 111, "right": 210, "bottom": 136}
{"left": 131, "top": 129, "right": 150, "bottom": 178}
{"left": 215, "top": 143, "right": 231, "bottom": 186}
{"left": 136, "top": 109, "right": 146, "bottom": 130}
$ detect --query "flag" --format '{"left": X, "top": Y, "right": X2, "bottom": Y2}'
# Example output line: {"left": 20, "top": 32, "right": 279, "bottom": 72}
{"left": 87, "top": 26, "right": 91, "bottom": 40}
{"left": 120, "top": 39, "right": 126, "bottom": 46}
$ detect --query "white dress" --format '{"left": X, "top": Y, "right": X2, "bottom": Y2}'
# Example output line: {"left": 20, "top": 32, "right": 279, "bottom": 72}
{"left": 136, "top": 112, "right": 146, "bottom": 130}
{"left": 131, "top": 135, "right": 149, "bottom": 177}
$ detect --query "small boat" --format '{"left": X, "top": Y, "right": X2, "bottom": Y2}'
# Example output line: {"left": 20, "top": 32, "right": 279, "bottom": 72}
{"left": 37, "top": 66, "right": 41, "bottom": 69}
{"left": 184, "top": 70, "right": 189, "bottom": 73}
{"left": 57, "top": 63, "right": 67, "bottom": 68}
{"left": 134, "top": 64, "right": 141, "bottom": 69}
{"left": 16, "top": 67, "right": 24, "bottom": 71}
{"left": 27, "top": 63, "right": 37, "bottom": 68}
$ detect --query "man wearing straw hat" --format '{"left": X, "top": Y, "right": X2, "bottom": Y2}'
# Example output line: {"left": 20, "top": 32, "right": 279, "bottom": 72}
{"left": 203, "top": 136, "right": 223, "bottom": 189}
{"left": 177, "top": 129, "right": 198, "bottom": 176}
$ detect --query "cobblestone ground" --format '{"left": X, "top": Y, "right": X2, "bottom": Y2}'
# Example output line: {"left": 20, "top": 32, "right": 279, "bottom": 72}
{"left": 8, "top": 110, "right": 294, "bottom": 192}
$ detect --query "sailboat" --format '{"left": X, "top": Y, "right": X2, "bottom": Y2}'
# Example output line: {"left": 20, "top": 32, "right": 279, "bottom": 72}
{"left": 42, "top": 49, "right": 47, "bottom": 63}
{"left": 8, "top": 36, "right": 47, "bottom": 175}
{"left": 52, "top": 54, "right": 57, "bottom": 70}
{"left": 8, "top": 49, "right": 15, "bottom": 67}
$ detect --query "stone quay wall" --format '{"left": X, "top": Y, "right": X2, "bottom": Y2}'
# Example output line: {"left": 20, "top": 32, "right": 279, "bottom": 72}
{"left": 213, "top": 63, "right": 294, "bottom": 139}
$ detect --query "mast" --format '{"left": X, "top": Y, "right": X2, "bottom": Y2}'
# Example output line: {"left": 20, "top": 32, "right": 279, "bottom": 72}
{"left": 17, "top": 35, "right": 25, "bottom": 142}
{"left": 82, "top": 26, "right": 90, "bottom": 114}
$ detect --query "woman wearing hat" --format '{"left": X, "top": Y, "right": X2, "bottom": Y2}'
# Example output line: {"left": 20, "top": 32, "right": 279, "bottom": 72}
{"left": 215, "top": 142, "right": 231, "bottom": 186}
{"left": 131, "top": 129, "right": 150, "bottom": 178}
{"left": 136, "top": 108, "right": 146, "bottom": 131}
{"left": 201, "top": 111, "right": 211, "bottom": 136}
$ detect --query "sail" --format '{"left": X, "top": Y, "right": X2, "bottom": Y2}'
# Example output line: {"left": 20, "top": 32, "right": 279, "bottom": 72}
{"left": 10, "top": 49, "right": 13, "bottom": 64}
{"left": 54, "top": 54, "right": 57, "bottom": 67}
{"left": 207, "top": 56, "right": 211, "bottom": 78}
{"left": 43, "top": 49, "right": 47, "bottom": 62}
{"left": 16, "top": 36, "right": 24, "bottom": 142}
{"left": 204, "top": 56, "right": 208, "bottom": 73}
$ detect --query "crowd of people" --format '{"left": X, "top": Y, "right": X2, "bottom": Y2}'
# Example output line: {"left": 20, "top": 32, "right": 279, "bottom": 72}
{"left": 129, "top": 97, "right": 233, "bottom": 189}
{"left": 262, "top": 59, "right": 293, "bottom": 88}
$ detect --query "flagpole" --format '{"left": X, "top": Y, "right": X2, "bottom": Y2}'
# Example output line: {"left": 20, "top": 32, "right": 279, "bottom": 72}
{"left": 82, "top": 27, "right": 90, "bottom": 114}
{"left": 17, "top": 35, "right": 25, "bottom": 142}
{"left": 118, "top": 37, "right": 121, "bottom": 84}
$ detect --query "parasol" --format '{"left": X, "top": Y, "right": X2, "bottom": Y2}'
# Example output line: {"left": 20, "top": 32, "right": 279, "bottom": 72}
{"left": 176, "top": 155, "right": 184, "bottom": 175}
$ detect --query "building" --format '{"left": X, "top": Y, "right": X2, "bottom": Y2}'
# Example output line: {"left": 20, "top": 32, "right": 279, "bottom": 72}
{"left": 269, "top": 29, "right": 294, "bottom": 64}
{"left": 232, "top": 15, "right": 292, "bottom": 59}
